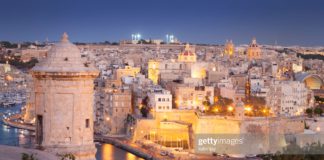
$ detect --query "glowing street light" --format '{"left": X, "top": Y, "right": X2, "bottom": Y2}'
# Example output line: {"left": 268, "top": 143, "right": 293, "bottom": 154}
{"left": 137, "top": 33, "right": 141, "bottom": 40}
{"left": 131, "top": 34, "right": 135, "bottom": 40}
{"left": 213, "top": 107, "right": 219, "bottom": 113}
{"left": 227, "top": 106, "right": 234, "bottom": 112}
{"left": 244, "top": 106, "right": 252, "bottom": 112}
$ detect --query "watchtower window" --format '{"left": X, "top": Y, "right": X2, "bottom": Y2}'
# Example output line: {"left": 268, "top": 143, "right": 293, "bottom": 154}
{"left": 85, "top": 119, "right": 90, "bottom": 128}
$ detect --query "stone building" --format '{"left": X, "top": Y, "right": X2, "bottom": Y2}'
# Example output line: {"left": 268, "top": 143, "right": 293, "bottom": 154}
{"left": 247, "top": 38, "right": 261, "bottom": 60}
{"left": 148, "top": 60, "right": 160, "bottom": 84}
{"left": 224, "top": 40, "right": 234, "bottom": 56}
{"left": 114, "top": 65, "right": 140, "bottom": 86}
{"left": 148, "top": 86, "right": 172, "bottom": 113}
{"left": 173, "top": 85, "right": 214, "bottom": 110}
{"left": 266, "top": 80, "right": 312, "bottom": 116}
{"left": 148, "top": 44, "right": 207, "bottom": 84}
{"left": 102, "top": 86, "right": 132, "bottom": 135}
{"left": 31, "top": 33, "right": 99, "bottom": 160}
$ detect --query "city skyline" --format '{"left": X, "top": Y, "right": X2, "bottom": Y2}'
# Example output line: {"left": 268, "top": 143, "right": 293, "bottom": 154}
{"left": 1, "top": 0, "right": 324, "bottom": 46}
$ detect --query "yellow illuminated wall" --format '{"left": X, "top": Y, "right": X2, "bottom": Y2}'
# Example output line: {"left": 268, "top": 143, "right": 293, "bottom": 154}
{"left": 115, "top": 66, "right": 140, "bottom": 85}
{"left": 191, "top": 68, "right": 206, "bottom": 79}
{"left": 148, "top": 60, "right": 160, "bottom": 84}
{"left": 304, "top": 76, "right": 323, "bottom": 90}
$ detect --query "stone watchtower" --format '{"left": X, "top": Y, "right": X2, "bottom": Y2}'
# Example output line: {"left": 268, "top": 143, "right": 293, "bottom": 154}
{"left": 31, "top": 33, "right": 99, "bottom": 160}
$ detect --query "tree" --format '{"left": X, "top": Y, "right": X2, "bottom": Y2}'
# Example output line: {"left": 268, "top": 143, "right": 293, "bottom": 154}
{"left": 140, "top": 106, "right": 150, "bottom": 118}
{"left": 202, "top": 96, "right": 211, "bottom": 111}
{"left": 305, "top": 108, "right": 313, "bottom": 117}
{"left": 57, "top": 153, "right": 75, "bottom": 160}
{"left": 259, "top": 141, "right": 324, "bottom": 160}
{"left": 21, "top": 153, "right": 37, "bottom": 160}
{"left": 140, "top": 96, "right": 151, "bottom": 118}
{"left": 314, "top": 107, "right": 323, "bottom": 116}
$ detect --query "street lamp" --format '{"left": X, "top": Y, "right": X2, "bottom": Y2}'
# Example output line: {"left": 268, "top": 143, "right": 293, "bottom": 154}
{"left": 227, "top": 106, "right": 234, "bottom": 112}
{"left": 244, "top": 106, "right": 252, "bottom": 112}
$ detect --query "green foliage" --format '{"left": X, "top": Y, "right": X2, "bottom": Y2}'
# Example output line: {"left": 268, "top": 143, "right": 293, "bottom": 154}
{"left": 21, "top": 153, "right": 37, "bottom": 160}
{"left": 314, "top": 107, "right": 323, "bottom": 116}
{"left": 315, "top": 96, "right": 324, "bottom": 103}
{"left": 0, "top": 55, "right": 39, "bottom": 69}
{"left": 214, "top": 96, "right": 233, "bottom": 107}
{"left": 57, "top": 153, "right": 75, "bottom": 160}
{"left": 0, "top": 41, "right": 18, "bottom": 48}
{"left": 244, "top": 96, "right": 266, "bottom": 107}
{"left": 259, "top": 141, "right": 324, "bottom": 160}
{"left": 305, "top": 108, "right": 313, "bottom": 118}
{"left": 202, "top": 96, "right": 211, "bottom": 107}
{"left": 140, "top": 106, "right": 150, "bottom": 118}
{"left": 140, "top": 96, "right": 151, "bottom": 118}
{"left": 297, "top": 53, "right": 324, "bottom": 61}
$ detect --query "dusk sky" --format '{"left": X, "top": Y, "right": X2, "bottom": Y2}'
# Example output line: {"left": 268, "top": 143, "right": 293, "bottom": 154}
{"left": 1, "top": 0, "right": 324, "bottom": 46}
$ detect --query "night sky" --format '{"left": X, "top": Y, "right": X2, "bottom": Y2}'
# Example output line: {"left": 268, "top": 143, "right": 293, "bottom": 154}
{"left": 1, "top": 0, "right": 324, "bottom": 46}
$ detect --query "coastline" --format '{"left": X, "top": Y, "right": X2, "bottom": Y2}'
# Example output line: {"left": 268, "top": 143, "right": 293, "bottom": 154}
{"left": 2, "top": 114, "right": 35, "bottom": 131}
{"left": 95, "top": 135, "right": 161, "bottom": 160}
{"left": 2, "top": 112, "right": 156, "bottom": 160}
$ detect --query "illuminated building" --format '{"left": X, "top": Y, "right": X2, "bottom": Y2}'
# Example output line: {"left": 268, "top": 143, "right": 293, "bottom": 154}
{"left": 292, "top": 57, "right": 303, "bottom": 73}
{"left": 178, "top": 43, "right": 196, "bottom": 63}
{"left": 115, "top": 65, "right": 140, "bottom": 86}
{"left": 31, "top": 33, "right": 99, "bottom": 159}
{"left": 148, "top": 60, "right": 160, "bottom": 84}
{"left": 224, "top": 40, "right": 234, "bottom": 56}
{"left": 148, "top": 44, "right": 204, "bottom": 84}
{"left": 247, "top": 37, "right": 261, "bottom": 60}
{"left": 174, "top": 85, "right": 214, "bottom": 110}
{"left": 3, "top": 61, "right": 11, "bottom": 73}
{"left": 245, "top": 79, "right": 251, "bottom": 98}
{"left": 148, "top": 87, "right": 172, "bottom": 113}
{"left": 190, "top": 63, "right": 207, "bottom": 79}
{"left": 295, "top": 72, "right": 323, "bottom": 90}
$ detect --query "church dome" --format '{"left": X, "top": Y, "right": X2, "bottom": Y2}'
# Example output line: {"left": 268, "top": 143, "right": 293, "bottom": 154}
{"left": 177, "top": 43, "right": 197, "bottom": 62}
{"left": 32, "top": 33, "right": 98, "bottom": 74}
{"left": 182, "top": 50, "right": 194, "bottom": 56}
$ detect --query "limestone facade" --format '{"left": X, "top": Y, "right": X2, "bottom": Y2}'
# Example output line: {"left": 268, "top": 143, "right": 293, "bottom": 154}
{"left": 31, "top": 33, "right": 99, "bottom": 160}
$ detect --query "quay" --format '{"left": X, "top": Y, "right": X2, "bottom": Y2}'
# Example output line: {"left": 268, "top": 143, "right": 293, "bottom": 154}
{"left": 94, "top": 135, "right": 164, "bottom": 160}
{"left": 2, "top": 113, "right": 35, "bottom": 131}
